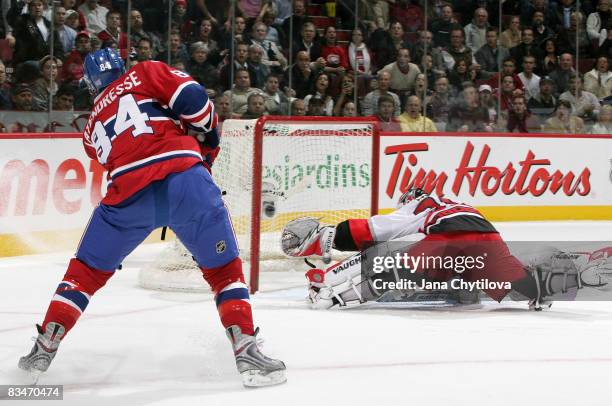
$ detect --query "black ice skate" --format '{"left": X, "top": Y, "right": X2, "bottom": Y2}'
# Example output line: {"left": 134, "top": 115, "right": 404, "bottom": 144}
{"left": 18, "top": 322, "right": 65, "bottom": 379}
{"left": 226, "top": 325, "right": 286, "bottom": 387}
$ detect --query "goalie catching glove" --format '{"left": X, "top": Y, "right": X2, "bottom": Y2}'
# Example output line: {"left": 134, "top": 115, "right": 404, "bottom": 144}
{"left": 281, "top": 217, "right": 337, "bottom": 264}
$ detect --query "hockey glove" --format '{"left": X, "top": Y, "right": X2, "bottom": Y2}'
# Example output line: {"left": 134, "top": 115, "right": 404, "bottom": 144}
{"left": 281, "top": 217, "right": 336, "bottom": 264}
{"left": 201, "top": 145, "right": 220, "bottom": 172}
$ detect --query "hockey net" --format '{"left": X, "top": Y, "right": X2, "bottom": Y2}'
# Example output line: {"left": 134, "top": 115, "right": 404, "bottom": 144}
{"left": 138, "top": 117, "right": 379, "bottom": 293}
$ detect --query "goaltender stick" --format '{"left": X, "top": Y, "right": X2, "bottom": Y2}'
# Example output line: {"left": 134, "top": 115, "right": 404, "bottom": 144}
{"left": 281, "top": 188, "right": 612, "bottom": 309}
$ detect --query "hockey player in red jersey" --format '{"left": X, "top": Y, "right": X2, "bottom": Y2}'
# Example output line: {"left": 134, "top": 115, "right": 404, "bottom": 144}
{"left": 18, "top": 48, "right": 286, "bottom": 387}
{"left": 282, "top": 188, "right": 612, "bottom": 309}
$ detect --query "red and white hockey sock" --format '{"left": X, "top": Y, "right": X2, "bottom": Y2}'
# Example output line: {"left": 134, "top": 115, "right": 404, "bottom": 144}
{"left": 42, "top": 258, "right": 113, "bottom": 336}
{"left": 201, "top": 258, "right": 254, "bottom": 336}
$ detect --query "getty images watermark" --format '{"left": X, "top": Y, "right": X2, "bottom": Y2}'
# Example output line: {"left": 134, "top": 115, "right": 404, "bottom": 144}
{"left": 361, "top": 241, "right": 612, "bottom": 302}
{"left": 369, "top": 249, "right": 508, "bottom": 291}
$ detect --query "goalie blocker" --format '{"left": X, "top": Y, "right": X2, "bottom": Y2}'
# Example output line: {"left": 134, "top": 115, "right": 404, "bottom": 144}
{"left": 282, "top": 188, "right": 612, "bottom": 310}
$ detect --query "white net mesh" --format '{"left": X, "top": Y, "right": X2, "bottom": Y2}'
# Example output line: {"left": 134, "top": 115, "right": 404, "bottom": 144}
{"left": 138, "top": 118, "right": 376, "bottom": 292}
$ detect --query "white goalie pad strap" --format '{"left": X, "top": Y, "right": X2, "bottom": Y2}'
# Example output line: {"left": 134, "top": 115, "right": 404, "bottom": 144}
{"left": 306, "top": 253, "right": 368, "bottom": 309}
{"left": 308, "top": 278, "right": 367, "bottom": 309}
{"left": 307, "top": 240, "right": 419, "bottom": 309}
{"left": 307, "top": 253, "right": 384, "bottom": 309}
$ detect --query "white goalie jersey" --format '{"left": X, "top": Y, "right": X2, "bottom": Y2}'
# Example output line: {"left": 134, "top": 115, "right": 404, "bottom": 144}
{"left": 367, "top": 194, "right": 497, "bottom": 242}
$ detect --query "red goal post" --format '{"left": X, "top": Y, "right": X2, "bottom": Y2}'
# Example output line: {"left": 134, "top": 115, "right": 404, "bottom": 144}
{"left": 219, "top": 116, "right": 381, "bottom": 293}
{"left": 138, "top": 116, "right": 381, "bottom": 294}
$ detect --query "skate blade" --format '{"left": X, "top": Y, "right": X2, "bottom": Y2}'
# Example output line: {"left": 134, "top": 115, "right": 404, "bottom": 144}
{"left": 241, "top": 369, "right": 287, "bottom": 388}
{"left": 16, "top": 365, "right": 43, "bottom": 385}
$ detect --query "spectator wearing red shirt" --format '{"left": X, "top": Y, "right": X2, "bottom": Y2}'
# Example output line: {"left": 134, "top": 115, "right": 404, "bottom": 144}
{"left": 507, "top": 95, "right": 540, "bottom": 132}
{"left": 172, "top": 0, "right": 194, "bottom": 42}
{"left": 481, "top": 57, "right": 524, "bottom": 92}
{"left": 375, "top": 94, "right": 401, "bottom": 131}
{"left": 347, "top": 28, "right": 373, "bottom": 75}
{"left": 63, "top": 31, "right": 91, "bottom": 85}
{"left": 495, "top": 74, "right": 524, "bottom": 111}
{"left": 321, "top": 26, "right": 348, "bottom": 95}
{"left": 97, "top": 10, "right": 128, "bottom": 59}
{"left": 392, "top": 0, "right": 425, "bottom": 34}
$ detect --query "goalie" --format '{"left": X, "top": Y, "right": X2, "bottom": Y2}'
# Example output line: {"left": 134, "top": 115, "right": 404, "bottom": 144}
{"left": 281, "top": 188, "right": 612, "bottom": 310}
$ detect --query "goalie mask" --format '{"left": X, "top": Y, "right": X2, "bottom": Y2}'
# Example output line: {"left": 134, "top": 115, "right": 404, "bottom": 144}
{"left": 397, "top": 187, "right": 427, "bottom": 208}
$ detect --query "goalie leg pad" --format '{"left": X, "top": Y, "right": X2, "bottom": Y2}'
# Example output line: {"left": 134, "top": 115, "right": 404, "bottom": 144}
{"left": 510, "top": 251, "right": 584, "bottom": 309}
{"left": 409, "top": 232, "right": 526, "bottom": 302}
{"left": 42, "top": 258, "right": 113, "bottom": 337}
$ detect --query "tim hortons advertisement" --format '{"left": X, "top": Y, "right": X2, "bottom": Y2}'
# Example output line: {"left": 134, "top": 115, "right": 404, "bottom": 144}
{"left": 379, "top": 134, "right": 612, "bottom": 217}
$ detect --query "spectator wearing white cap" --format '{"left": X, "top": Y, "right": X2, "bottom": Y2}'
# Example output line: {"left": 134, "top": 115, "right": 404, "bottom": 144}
{"left": 478, "top": 84, "right": 498, "bottom": 126}
{"left": 64, "top": 9, "right": 80, "bottom": 31}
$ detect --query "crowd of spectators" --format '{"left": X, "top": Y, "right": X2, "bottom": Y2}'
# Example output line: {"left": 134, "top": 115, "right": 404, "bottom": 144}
{"left": 0, "top": 0, "right": 611, "bottom": 133}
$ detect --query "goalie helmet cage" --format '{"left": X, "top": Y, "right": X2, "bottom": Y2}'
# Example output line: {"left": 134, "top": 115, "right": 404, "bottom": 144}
{"left": 138, "top": 116, "right": 381, "bottom": 294}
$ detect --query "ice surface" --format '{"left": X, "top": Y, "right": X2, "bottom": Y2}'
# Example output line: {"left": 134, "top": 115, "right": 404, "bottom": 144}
{"left": 1, "top": 221, "right": 612, "bottom": 406}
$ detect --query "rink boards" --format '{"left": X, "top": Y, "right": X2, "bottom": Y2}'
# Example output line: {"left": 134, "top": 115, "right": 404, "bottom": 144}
{"left": 377, "top": 132, "right": 612, "bottom": 220}
{"left": 0, "top": 130, "right": 611, "bottom": 256}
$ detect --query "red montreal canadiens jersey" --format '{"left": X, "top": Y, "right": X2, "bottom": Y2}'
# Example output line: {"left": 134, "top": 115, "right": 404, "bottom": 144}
{"left": 83, "top": 61, "right": 218, "bottom": 205}
{"left": 368, "top": 195, "right": 497, "bottom": 241}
